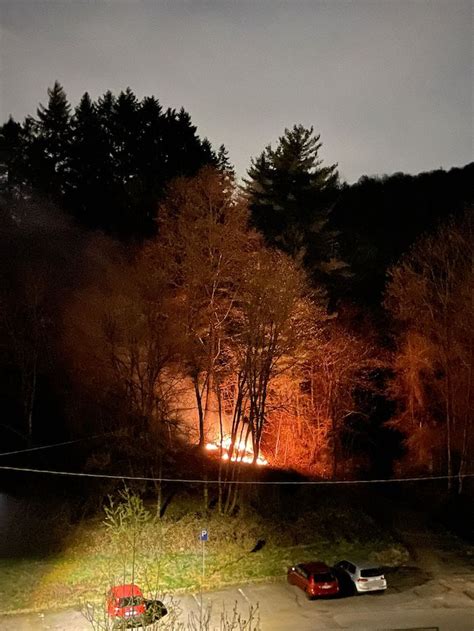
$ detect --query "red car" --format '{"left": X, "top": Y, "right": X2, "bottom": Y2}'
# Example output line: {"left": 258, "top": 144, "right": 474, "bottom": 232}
{"left": 287, "top": 562, "right": 340, "bottom": 599}
{"left": 107, "top": 584, "right": 146, "bottom": 626}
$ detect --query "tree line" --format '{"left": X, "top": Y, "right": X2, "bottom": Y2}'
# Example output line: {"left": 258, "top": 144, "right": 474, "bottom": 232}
{"left": 0, "top": 83, "right": 472, "bottom": 489}
{"left": 0, "top": 81, "right": 225, "bottom": 239}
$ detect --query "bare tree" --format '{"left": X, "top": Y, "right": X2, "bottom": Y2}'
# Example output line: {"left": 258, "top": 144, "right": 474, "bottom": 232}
{"left": 386, "top": 209, "right": 473, "bottom": 489}
{"left": 266, "top": 321, "right": 382, "bottom": 477}
{"left": 148, "top": 167, "right": 256, "bottom": 447}
{"left": 0, "top": 198, "right": 80, "bottom": 446}
{"left": 62, "top": 238, "right": 183, "bottom": 470}
{"left": 1, "top": 270, "right": 49, "bottom": 445}
{"left": 231, "top": 250, "right": 317, "bottom": 464}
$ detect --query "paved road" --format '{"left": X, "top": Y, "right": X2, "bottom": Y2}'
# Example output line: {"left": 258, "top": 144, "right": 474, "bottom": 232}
{"left": 1, "top": 569, "right": 473, "bottom": 631}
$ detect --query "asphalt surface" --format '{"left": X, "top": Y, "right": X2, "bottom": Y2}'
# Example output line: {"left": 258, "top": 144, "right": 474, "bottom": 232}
{"left": 1, "top": 566, "right": 473, "bottom": 631}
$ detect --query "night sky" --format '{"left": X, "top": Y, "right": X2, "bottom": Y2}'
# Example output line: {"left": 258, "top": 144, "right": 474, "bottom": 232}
{"left": 0, "top": 0, "right": 472, "bottom": 181}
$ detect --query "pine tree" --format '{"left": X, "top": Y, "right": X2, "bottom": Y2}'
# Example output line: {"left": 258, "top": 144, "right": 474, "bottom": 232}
{"left": 245, "top": 125, "right": 345, "bottom": 287}
{"left": 0, "top": 116, "right": 23, "bottom": 196}
{"left": 137, "top": 96, "right": 164, "bottom": 178}
{"left": 113, "top": 88, "right": 139, "bottom": 181}
{"left": 29, "top": 81, "right": 72, "bottom": 200}
{"left": 216, "top": 144, "right": 235, "bottom": 178}
{"left": 133, "top": 96, "right": 165, "bottom": 236}
{"left": 162, "top": 107, "right": 214, "bottom": 181}
{"left": 96, "top": 90, "right": 117, "bottom": 176}
{"left": 67, "top": 92, "right": 109, "bottom": 228}
{"left": 36, "top": 81, "right": 71, "bottom": 137}
{"left": 1, "top": 84, "right": 218, "bottom": 239}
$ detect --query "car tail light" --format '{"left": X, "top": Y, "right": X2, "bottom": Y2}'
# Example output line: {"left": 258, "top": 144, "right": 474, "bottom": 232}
{"left": 357, "top": 578, "right": 368, "bottom": 582}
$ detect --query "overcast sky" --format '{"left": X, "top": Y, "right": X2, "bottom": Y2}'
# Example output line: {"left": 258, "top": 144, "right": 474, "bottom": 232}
{"left": 0, "top": 0, "right": 472, "bottom": 183}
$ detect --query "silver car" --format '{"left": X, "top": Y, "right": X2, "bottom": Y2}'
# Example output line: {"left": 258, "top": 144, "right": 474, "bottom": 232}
{"left": 334, "top": 560, "right": 387, "bottom": 593}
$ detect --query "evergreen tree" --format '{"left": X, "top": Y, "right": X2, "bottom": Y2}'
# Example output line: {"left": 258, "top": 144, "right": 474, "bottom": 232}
{"left": 106, "top": 88, "right": 142, "bottom": 236}
{"left": 113, "top": 88, "right": 140, "bottom": 181}
{"left": 67, "top": 92, "right": 110, "bottom": 228}
{"left": 162, "top": 107, "right": 215, "bottom": 181}
{"left": 133, "top": 96, "right": 165, "bottom": 236}
{"left": 216, "top": 144, "right": 235, "bottom": 178}
{"left": 29, "top": 81, "right": 72, "bottom": 201}
{"left": 0, "top": 116, "right": 23, "bottom": 195}
{"left": 137, "top": 96, "right": 164, "bottom": 179}
{"left": 96, "top": 90, "right": 116, "bottom": 140}
{"left": 1, "top": 83, "right": 218, "bottom": 239}
{"left": 36, "top": 81, "right": 71, "bottom": 137}
{"left": 245, "top": 125, "right": 344, "bottom": 287}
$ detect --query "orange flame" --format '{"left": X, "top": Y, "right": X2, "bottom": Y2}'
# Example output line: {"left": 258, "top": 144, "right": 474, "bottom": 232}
{"left": 205, "top": 436, "right": 268, "bottom": 466}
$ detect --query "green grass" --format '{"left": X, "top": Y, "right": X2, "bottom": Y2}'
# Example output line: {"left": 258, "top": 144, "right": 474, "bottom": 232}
{"left": 0, "top": 496, "right": 408, "bottom": 615}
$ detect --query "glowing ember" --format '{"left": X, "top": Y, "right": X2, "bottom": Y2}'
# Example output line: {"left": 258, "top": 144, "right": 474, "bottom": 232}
{"left": 205, "top": 436, "right": 268, "bottom": 466}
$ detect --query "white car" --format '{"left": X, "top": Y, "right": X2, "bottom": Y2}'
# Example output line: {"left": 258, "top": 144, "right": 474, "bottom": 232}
{"left": 334, "top": 560, "right": 387, "bottom": 593}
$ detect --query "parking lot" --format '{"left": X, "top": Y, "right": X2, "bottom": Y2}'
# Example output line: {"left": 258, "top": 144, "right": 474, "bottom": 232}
{"left": 2, "top": 567, "right": 473, "bottom": 631}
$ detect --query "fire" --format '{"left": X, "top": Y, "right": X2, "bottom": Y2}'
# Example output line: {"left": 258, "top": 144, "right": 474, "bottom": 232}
{"left": 205, "top": 436, "right": 268, "bottom": 466}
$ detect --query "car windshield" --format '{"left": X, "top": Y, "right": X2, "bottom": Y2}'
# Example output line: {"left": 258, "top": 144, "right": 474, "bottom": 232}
{"left": 118, "top": 596, "right": 142, "bottom": 607}
{"left": 313, "top": 572, "right": 335, "bottom": 582}
{"left": 360, "top": 568, "right": 383, "bottom": 578}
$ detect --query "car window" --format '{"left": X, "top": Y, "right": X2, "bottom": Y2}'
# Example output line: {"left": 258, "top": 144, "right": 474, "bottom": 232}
{"left": 118, "top": 596, "right": 143, "bottom": 607}
{"left": 348, "top": 563, "right": 356, "bottom": 573}
{"left": 313, "top": 572, "right": 335, "bottom": 582}
{"left": 360, "top": 568, "right": 383, "bottom": 578}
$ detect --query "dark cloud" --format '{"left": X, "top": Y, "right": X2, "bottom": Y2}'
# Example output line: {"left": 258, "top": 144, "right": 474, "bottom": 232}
{"left": 1, "top": 0, "right": 471, "bottom": 182}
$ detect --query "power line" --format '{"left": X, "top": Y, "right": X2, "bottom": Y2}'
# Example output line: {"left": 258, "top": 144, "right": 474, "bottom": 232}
{"left": 0, "top": 433, "right": 118, "bottom": 458}
{"left": 0, "top": 464, "right": 472, "bottom": 485}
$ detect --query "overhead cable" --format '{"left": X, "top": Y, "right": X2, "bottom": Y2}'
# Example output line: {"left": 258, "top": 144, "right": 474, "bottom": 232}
{"left": 0, "top": 464, "right": 472, "bottom": 486}
{"left": 0, "top": 433, "right": 118, "bottom": 458}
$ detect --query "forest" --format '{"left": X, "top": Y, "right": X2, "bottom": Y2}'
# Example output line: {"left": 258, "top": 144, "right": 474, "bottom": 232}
{"left": 0, "top": 82, "right": 473, "bottom": 494}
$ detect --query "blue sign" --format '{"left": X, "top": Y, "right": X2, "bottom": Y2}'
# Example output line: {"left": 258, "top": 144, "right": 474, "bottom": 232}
{"left": 200, "top": 529, "right": 208, "bottom": 542}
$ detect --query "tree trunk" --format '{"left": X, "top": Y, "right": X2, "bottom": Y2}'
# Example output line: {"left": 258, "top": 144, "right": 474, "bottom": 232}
{"left": 275, "top": 414, "right": 282, "bottom": 460}
{"left": 193, "top": 375, "right": 205, "bottom": 447}
{"left": 458, "top": 328, "right": 473, "bottom": 494}
{"left": 444, "top": 344, "right": 453, "bottom": 491}
{"left": 203, "top": 323, "right": 216, "bottom": 438}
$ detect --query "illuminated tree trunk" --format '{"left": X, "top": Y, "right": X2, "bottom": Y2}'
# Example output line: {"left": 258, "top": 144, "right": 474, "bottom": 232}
{"left": 193, "top": 374, "right": 205, "bottom": 447}
{"left": 203, "top": 322, "right": 216, "bottom": 436}
{"left": 217, "top": 386, "right": 224, "bottom": 514}
{"left": 458, "top": 319, "right": 473, "bottom": 494}
{"left": 445, "top": 364, "right": 453, "bottom": 491}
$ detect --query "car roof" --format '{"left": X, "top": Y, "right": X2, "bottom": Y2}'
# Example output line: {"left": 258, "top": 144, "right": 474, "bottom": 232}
{"left": 110, "top": 584, "right": 143, "bottom": 597}
{"left": 300, "top": 561, "right": 331, "bottom": 573}
{"left": 340, "top": 560, "right": 382, "bottom": 570}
